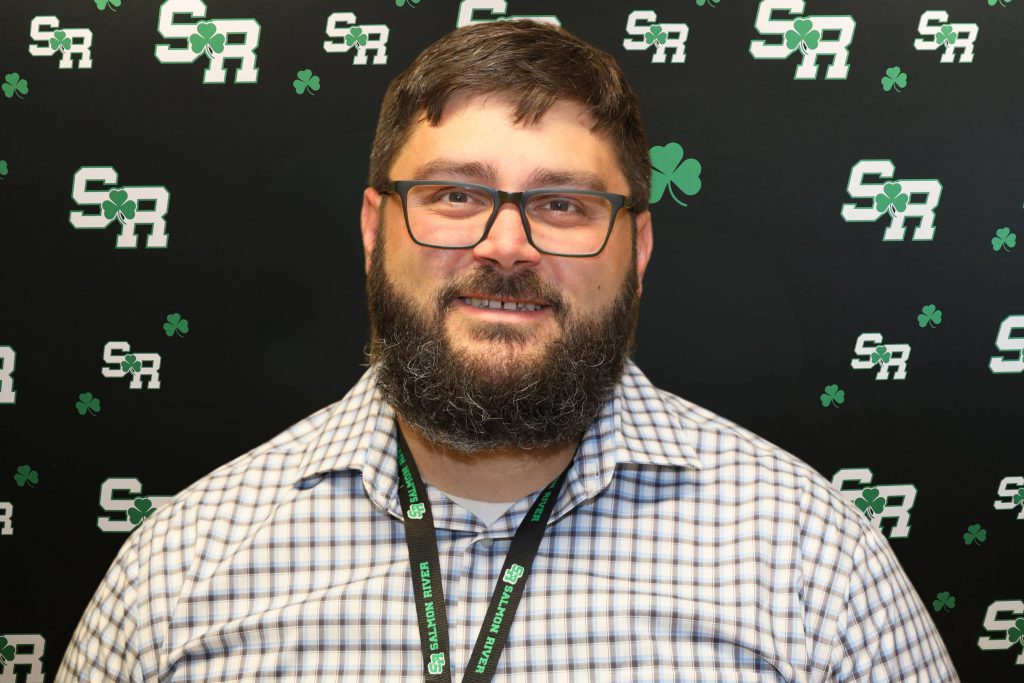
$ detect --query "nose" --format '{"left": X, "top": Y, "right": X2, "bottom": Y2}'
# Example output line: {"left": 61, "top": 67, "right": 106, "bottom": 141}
{"left": 471, "top": 202, "right": 543, "bottom": 271}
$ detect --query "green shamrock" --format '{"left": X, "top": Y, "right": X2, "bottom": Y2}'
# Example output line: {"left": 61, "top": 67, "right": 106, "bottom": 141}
{"left": 917, "top": 304, "right": 942, "bottom": 328}
{"left": 992, "top": 227, "right": 1017, "bottom": 252}
{"left": 121, "top": 354, "right": 142, "bottom": 374}
{"left": 870, "top": 346, "right": 891, "bottom": 365}
{"left": 963, "top": 523, "right": 987, "bottom": 545}
{"left": 934, "top": 24, "right": 958, "bottom": 45}
{"left": 645, "top": 25, "right": 667, "bottom": 45}
{"left": 14, "top": 464, "right": 38, "bottom": 488}
{"left": 50, "top": 30, "right": 72, "bottom": 53}
{"left": 696, "top": 0, "right": 722, "bottom": 6}
{"left": 163, "top": 312, "right": 190, "bottom": 337}
{"left": 881, "top": 66, "right": 907, "bottom": 93}
{"left": 2, "top": 73, "right": 28, "bottom": 99}
{"left": 346, "top": 27, "right": 369, "bottom": 47}
{"left": 819, "top": 384, "right": 845, "bottom": 408}
{"left": 0, "top": 636, "right": 15, "bottom": 663}
{"left": 95, "top": 0, "right": 122, "bottom": 10}
{"left": 396, "top": 0, "right": 421, "bottom": 6}
{"left": 785, "top": 18, "right": 820, "bottom": 55}
{"left": 988, "top": 0, "right": 1013, "bottom": 6}
{"left": 76, "top": 391, "right": 101, "bottom": 415}
{"left": 0, "top": 160, "right": 7, "bottom": 179}
{"left": 102, "top": 188, "right": 137, "bottom": 223}
{"left": 1008, "top": 618, "right": 1024, "bottom": 644}
{"left": 649, "top": 142, "right": 702, "bottom": 206}
{"left": 190, "top": 21, "right": 226, "bottom": 58}
{"left": 1013, "top": 488, "right": 1024, "bottom": 507}
{"left": 932, "top": 591, "right": 956, "bottom": 612}
{"left": 874, "top": 182, "right": 909, "bottom": 216}
{"left": 854, "top": 487, "right": 886, "bottom": 519}
{"left": 128, "top": 497, "right": 155, "bottom": 526}
{"left": 293, "top": 69, "right": 320, "bottom": 95}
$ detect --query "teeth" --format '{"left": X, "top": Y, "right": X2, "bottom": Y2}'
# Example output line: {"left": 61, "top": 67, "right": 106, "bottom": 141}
{"left": 460, "top": 297, "right": 545, "bottom": 312}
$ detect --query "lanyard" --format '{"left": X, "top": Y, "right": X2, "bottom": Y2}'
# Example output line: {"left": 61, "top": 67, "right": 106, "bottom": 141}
{"left": 394, "top": 427, "right": 573, "bottom": 682}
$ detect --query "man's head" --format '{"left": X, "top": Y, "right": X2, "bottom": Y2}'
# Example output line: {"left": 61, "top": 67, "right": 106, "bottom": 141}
{"left": 360, "top": 20, "right": 653, "bottom": 453}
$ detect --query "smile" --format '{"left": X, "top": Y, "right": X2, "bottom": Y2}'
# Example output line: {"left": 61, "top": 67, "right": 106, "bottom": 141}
{"left": 455, "top": 297, "right": 549, "bottom": 313}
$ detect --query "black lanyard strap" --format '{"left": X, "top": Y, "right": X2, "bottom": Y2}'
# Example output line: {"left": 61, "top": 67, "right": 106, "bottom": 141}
{"left": 395, "top": 427, "right": 573, "bottom": 682}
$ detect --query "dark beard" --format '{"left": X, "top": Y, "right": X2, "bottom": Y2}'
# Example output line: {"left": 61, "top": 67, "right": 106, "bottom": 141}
{"left": 366, "top": 236, "right": 640, "bottom": 453}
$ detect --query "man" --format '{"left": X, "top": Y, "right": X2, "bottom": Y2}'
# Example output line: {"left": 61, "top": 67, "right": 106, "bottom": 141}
{"left": 58, "top": 20, "right": 958, "bottom": 682}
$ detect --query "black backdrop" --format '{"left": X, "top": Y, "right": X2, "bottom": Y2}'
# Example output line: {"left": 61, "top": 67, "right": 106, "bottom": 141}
{"left": 2, "top": 0, "right": 1023, "bottom": 679}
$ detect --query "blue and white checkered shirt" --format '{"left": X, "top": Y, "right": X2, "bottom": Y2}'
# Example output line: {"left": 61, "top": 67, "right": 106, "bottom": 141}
{"left": 56, "top": 360, "right": 958, "bottom": 681}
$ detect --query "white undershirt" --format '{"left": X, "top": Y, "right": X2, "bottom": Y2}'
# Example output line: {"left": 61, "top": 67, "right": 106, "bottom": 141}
{"left": 442, "top": 492, "right": 517, "bottom": 528}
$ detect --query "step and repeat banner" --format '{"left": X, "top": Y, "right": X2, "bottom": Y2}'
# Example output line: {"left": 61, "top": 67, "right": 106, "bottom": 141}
{"left": 1, "top": 0, "right": 1023, "bottom": 679}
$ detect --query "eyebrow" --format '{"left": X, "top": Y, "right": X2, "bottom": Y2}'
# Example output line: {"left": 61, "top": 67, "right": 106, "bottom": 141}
{"left": 410, "top": 159, "right": 609, "bottom": 193}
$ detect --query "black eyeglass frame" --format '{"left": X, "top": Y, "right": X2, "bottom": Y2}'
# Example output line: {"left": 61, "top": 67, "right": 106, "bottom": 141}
{"left": 379, "top": 179, "right": 637, "bottom": 258}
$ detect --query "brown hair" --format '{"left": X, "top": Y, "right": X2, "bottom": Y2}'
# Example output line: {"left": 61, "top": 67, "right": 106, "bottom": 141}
{"left": 367, "top": 19, "right": 651, "bottom": 212}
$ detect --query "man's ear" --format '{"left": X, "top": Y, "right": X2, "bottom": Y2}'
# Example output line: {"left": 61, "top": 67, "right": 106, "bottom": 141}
{"left": 360, "top": 186, "right": 384, "bottom": 274}
{"left": 633, "top": 209, "right": 653, "bottom": 297}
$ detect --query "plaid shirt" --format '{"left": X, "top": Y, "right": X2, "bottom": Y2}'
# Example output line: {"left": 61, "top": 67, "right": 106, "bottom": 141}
{"left": 57, "top": 360, "right": 958, "bottom": 682}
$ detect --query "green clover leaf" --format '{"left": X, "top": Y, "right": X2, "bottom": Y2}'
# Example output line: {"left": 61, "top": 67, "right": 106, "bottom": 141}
{"left": 50, "top": 30, "right": 72, "bottom": 52}
{"left": 128, "top": 497, "right": 155, "bottom": 526}
{"left": 0, "top": 637, "right": 16, "bottom": 663}
{"left": 785, "top": 18, "right": 821, "bottom": 54}
{"left": 917, "top": 304, "right": 942, "bottom": 328}
{"left": 396, "top": 0, "right": 421, "bottom": 6}
{"left": 645, "top": 25, "right": 667, "bottom": 45}
{"left": 696, "top": 0, "right": 722, "bottom": 6}
{"left": 121, "top": 353, "right": 142, "bottom": 374}
{"left": 13, "top": 464, "right": 39, "bottom": 488}
{"left": 854, "top": 487, "right": 886, "bottom": 519}
{"left": 0, "top": 160, "right": 7, "bottom": 179}
{"left": 819, "top": 384, "right": 845, "bottom": 408}
{"left": 346, "top": 27, "right": 368, "bottom": 47}
{"left": 935, "top": 24, "right": 958, "bottom": 45}
{"left": 76, "top": 391, "right": 101, "bottom": 415}
{"left": 650, "top": 142, "right": 702, "bottom": 206}
{"left": 1008, "top": 618, "right": 1024, "bottom": 644}
{"left": 163, "top": 312, "right": 190, "bottom": 337}
{"left": 932, "top": 591, "right": 956, "bottom": 612}
{"left": 870, "top": 346, "right": 891, "bottom": 365}
{"left": 95, "top": 0, "right": 122, "bottom": 10}
{"left": 2, "top": 73, "right": 29, "bottom": 99}
{"left": 1013, "top": 488, "right": 1024, "bottom": 507}
{"left": 293, "top": 69, "right": 321, "bottom": 95}
{"left": 189, "top": 21, "right": 226, "bottom": 57}
{"left": 881, "top": 66, "right": 907, "bottom": 93}
{"left": 962, "top": 523, "right": 987, "bottom": 545}
{"left": 989, "top": 0, "right": 1013, "bottom": 6}
{"left": 992, "top": 226, "right": 1017, "bottom": 252}
{"left": 874, "top": 182, "right": 909, "bottom": 216}
{"left": 102, "top": 188, "right": 137, "bottom": 222}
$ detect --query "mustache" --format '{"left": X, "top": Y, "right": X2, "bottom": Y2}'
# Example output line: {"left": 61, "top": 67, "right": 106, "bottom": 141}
{"left": 435, "top": 266, "right": 567, "bottom": 314}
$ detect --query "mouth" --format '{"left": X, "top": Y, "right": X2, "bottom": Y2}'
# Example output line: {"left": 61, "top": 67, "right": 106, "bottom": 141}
{"left": 454, "top": 295, "right": 551, "bottom": 314}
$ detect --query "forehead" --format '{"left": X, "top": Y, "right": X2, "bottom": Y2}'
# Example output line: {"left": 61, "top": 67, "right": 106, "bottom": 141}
{"left": 389, "top": 92, "right": 629, "bottom": 192}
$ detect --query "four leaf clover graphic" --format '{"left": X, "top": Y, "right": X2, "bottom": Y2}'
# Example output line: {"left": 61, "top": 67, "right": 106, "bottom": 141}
{"left": 932, "top": 591, "right": 956, "bottom": 612}
{"left": 14, "top": 465, "right": 38, "bottom": 488}
{"left": 881, "top": 66, "right": 907, "bottom": 93}
{"left": 645, "top": 25, "right": 667, "bottom": 45}
{"left": 992, "top": 226, "right": 1016, "bottom": 252}
{"left": 76, "top": 392, "right": 102, "bottom": 415}
{"left": 0, "top": 159, "right": 7, "bottom": 179}
{"left": 854, "top": 487, "right": 886, "bottom": 519}
{"left": 293, "top": 69, "right": 320, "bottom": 95}
{"left": 50, "top": 30, "right": 72, "bottom": 53}
{"left": 164, "top": 313, "right": 190, "bottom": 337}
{"left": 0, "top": 636, "right": 16, "bottom": 663}
{"left": 918, "top": 304, "right": 942, "bottom": 328}
{"left": 128, "top": 497, "right": 156, "bottom": 526}
{"left": 121, "top": 354, "right": 142, "bottom": 374}
{"left": 396, "top": 0, "right": 421, "bottom": 6}
{"left": 820, "top": 384, "right": 845, "bottom": 408}
{"left": 190, "top": 21, "right": 226, "bottom": 59}
{"left": 650, "top": 142, "right": 702, "bottom": 206}
{"left": 785, "top": 18, "right": 820, "bottom": 55}
{"left": 1008, "top": 618, "right": 1024, "bottom": 645}
{"left": 3, "top": 73, "right": 28, "bottom": 99}
{"left": 870, "top": 346, "right": 891, "bottom": 365}
{"left": 874, "top": 182, "right": 909, "bottom": 216}
{"left": 963, "top": 523, "right": 987, "bottom": 545}
{"left": 935, "top": 24, "right": 958, "bottom": 45}
{"left": 346, "top": 27, "right": 369, "bottom": 47}
{"left": 95, "top": 0, "right": 122, "bottom": 10}
{"left": 102, "top": 188, "right": 137, "bottom": 224}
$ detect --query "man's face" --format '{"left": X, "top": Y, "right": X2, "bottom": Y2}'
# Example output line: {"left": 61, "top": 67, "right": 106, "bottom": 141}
{"left": 361, "top": 92, "right": 653, "bottom": 451}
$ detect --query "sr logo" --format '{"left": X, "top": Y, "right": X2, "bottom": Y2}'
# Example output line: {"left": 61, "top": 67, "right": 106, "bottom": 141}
{"left": 850, "top": 333, "right": 911, "bottom": 381}
{"left": 97, "top": 478, "right": 174, "bottom": 533}
{"left": 0, "top": 346, "right": 15, "bottom": 404}
{"left": 749, "top": 0, "right": 855, "bottom": 80}
{"left": 622, "top": 11, "right": 688, "bottom": 64}
{"left": 324, "top": 13, "right": 389, "bottom": 65}
{"left": 102, "top": 341, "right": 162, "bottom": 390}
{"left": 913, "top": 11, "right": 978, "bottom": 64}
{"left": 154, "top": 0, "right": 261, "bottom": 84}
{"left": 989, "top": 315, "right": 1024, "bottom": 374}
{"left": 456, "top": 0, "right": 560, "bottom": 28}
{"left": 841, "top": 160, "right": 942, "bottom": 242}
{"left": 978, "top": 601, "right": 1024, "bottom": 665}
{"left": 29, "top": 16, "right": 93, "bottom": 69}
{"left": 993, "top": 476, "right": 1024, "bottom": 519}
{"left": 832, "top": 468, "right": 917, "bottom": 539}
{"left": 69, "top": 167, "right": 170, "bottom": 249}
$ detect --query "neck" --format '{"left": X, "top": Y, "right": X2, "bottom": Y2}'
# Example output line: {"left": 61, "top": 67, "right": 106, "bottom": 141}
{"left": 396, "top": 416, "right": 578, "bottom": 503}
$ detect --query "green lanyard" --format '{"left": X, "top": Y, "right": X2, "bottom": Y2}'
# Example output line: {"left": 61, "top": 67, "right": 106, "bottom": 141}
{"left": 394, "top": 427, "right": 573, "bottom": 681}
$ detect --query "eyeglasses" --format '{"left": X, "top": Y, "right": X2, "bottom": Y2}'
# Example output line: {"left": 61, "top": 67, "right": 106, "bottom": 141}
{"left": 379, "top": 180, "right": 636, "bottom": 257}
